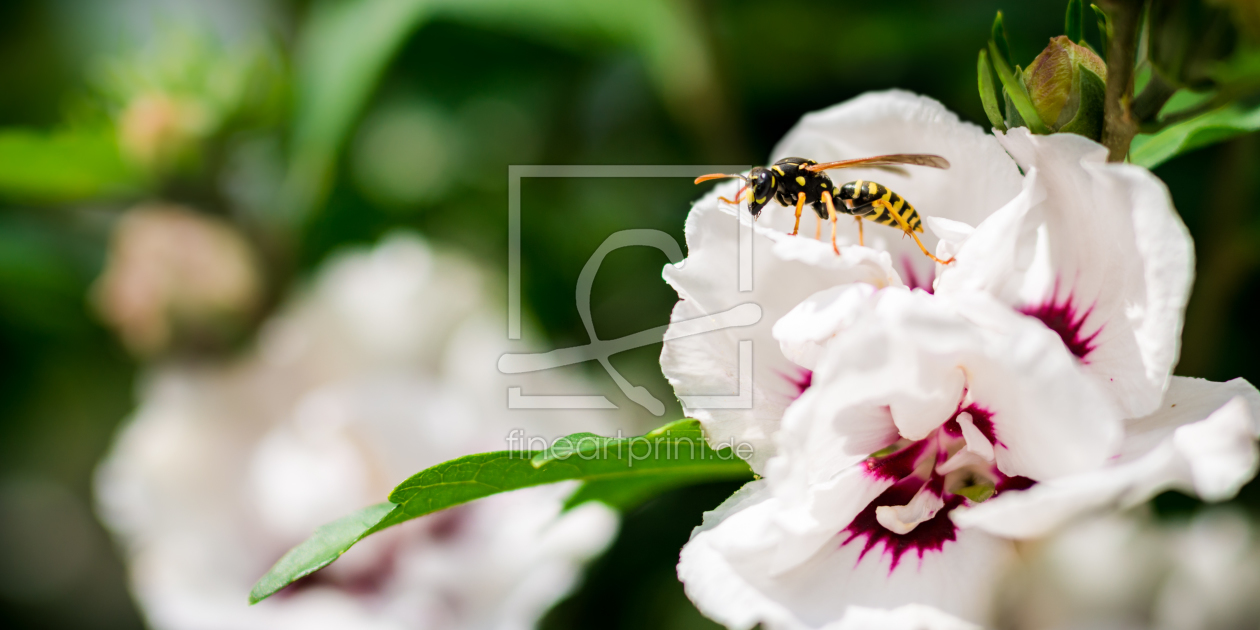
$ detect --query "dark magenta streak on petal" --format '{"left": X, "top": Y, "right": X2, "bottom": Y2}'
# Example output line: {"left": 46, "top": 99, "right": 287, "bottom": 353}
{"left": 783, "top": 368, "right": 812, "bottom": 400}
{"left": 864, "top": 440, "right": 929, "bottom": 481}
{"left": 942, "top": 403, "right": 1003, "bottom": 447}
{"left": 923, "top": 470, "right": 946, "bottom": 497}
{"left": 996, "top": 474, "right": 1036, "bottom": 494}
{"left": 842, "top": 477, "right": 963, "bottom": 572}
{"left": 901, "top": 255, "right": 934, "bottom": 294}
{"left": 964, "top": 404, "right": 1001, "bottom": 447}
{"left": 1020, "top": 284, "right": 1101, "bottom": 360}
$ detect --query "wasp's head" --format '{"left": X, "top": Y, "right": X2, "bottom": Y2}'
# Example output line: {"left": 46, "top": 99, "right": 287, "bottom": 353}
{"left": 745, "top": 167, "right": 775, "bottom": 219}
{"left": 693, "top": 167, "right": 777, "bottom": 219}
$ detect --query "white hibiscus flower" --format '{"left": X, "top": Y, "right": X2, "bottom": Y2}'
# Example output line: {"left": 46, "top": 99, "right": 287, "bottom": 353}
{"left": 999, "top": 508, "right": 1260, "bottom": 630}
{"left": 662, "top": 92, "right": 1260, "bottom": 629}
{"left": 96, "top": 233, "right": 623, "bottom": 630}
{"left": 663, "top": 91, "right": 1025, "bottom": 472}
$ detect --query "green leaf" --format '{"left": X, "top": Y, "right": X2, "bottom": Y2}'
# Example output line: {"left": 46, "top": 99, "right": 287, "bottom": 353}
{"left": 1066, "top": 0, "right": 1084, "bottom": 43}
{"left": 280, "top": 0, "right": 433, "bottom": 220}
{"left": 282, "top": 0, "right": 721, "bottom": 223}
{"left": 249, "top": 420, "right": 752, "bottom": 603}
{"left": 0, "top": 129, "right": 143, "bottom": 203}
{"left": 977, "top": 50, "right": 1008, "bottom": 131}
{"left": 248, "top": 502, "right": 400, "bottom": 604}
{"left": 1130, "top": 101, "right": 1260, "bottom": 168}
{"left": 989, "top": 43, "right": 1049, "bottom": 134}
{"left": 1091, "top": 4, "right": 1110, "bottom": 56}
{"left": 991, "top": 11, "right": 1012, "bottom": 67}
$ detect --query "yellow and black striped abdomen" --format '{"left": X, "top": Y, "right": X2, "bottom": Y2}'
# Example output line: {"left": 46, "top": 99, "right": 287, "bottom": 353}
{"left": 837, "top": 180, "right": 923, "bottom": 233}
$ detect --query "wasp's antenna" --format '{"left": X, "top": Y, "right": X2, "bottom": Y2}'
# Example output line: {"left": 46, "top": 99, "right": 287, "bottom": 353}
{"left": 693, "top": 173, "right": 749, "bottom": 185}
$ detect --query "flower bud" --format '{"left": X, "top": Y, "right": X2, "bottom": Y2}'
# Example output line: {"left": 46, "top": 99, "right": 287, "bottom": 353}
{"left": 1021, "top": 35, "right": 1107, "bottom": 140}
{"left": 92, "top": 204, "right": 262, "bottom": 357}
{"left": 117, "top": 92, "right": 209, "bottom": 171}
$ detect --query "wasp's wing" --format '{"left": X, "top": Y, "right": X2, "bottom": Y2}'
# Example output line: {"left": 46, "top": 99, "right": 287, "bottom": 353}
{"left": 805, "top": 154, "right": 950, "bottom": 172}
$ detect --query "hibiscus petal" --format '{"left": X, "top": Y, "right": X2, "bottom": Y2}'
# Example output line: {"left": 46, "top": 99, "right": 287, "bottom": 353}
{"left": 953, "top": 377, "right": 1260, "bottom": 538}
{"left": 938, "top": 129, "right": 1194, "bottom": 418}
{"left": 819, "top": 604, "right": 981, "bottom": 630}
{"left": 876, "top": 484, "right": 947, "bottom": 535}
{"left": 662, "top": 188, "right": 899, "bottom": 471}
{"left": 780, "top": 288, "right": 1121, "bottom": 479}
{"left": 678, "top": 482, "right": 1012, "bottom": 630}
{"left": 773, "top": 283, "right": 879, "bottom": 370}
{"left": 770, "top": 90, "right": 1024, "bottom": 286}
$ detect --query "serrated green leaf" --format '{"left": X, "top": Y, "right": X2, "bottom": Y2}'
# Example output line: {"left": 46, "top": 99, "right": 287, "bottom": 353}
{"left": 1131, "top": 101, "right": 1260, "bottom": 168}
{"left": 1066, "top": 0, "right": 1084, "bottom": 43}
{"left": 977, "top": 50, "right": 1008, "bottom": 131}
{"left": 1091, "top": 4, "right": 1110, "bottom": 56}
{"left": 0, "top": 128, "right": 143, "bottom": 203}
{"left": 989, "top": 43, "right": 1049, "bottom": 134}
{"left": 249, "top": 420, "right": 752, "bottom": 603}
{"left": 991, "top": 11, "right": 1012, "bottom": 67}
{"left": 248, "top": 502, "right": 400, "bottom": 604}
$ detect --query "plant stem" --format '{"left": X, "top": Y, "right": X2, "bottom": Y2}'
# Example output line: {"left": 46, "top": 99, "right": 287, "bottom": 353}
{"left": 1098, "top": 0, "right": 1143, "bottom": 161}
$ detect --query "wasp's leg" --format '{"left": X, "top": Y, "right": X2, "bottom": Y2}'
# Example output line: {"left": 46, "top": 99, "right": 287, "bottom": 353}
{"left": 790, "top": 192, "right": 807, "bottom": 236}
{"left": 815, "top": 214, "right": 822, "bottom": 239}
{"left": 822, "top": 191, "right": 841, "bottom": 255}
{"left": 874, "top": 200, "right": 954, "bottom": 265}
{"left": 719, "top": 185, "right": 751, "bottom": 206}
{"left": 845, "top": 201, "right": 879, "bottom": 246}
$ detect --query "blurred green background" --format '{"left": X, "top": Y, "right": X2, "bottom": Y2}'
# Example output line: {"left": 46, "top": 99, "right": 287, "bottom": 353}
{"left": 0, "top": 0, "right": 1257, "bottom": 628}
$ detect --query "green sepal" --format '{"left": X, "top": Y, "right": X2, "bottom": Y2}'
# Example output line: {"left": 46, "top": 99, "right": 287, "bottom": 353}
{"left": 978, "top": 50, "right": 1008, "bottom": 131}
{"left": 991, "top": 11, "right": 1013, "bottom": 67}
{"left": 1058, "top": 65, "right": 1107, "bottom": 141}
{"left": 1005, "top": 84, "right": 1027, "bottom": 129}
{"left": 990, "top": 46, "right": 1048, "bottom": 133}
{"left": 1091, "top": 4, "right": 1110, "bottom": 57}
{"left": 1066, "top": 0, "right": 1084, "bottom": 43}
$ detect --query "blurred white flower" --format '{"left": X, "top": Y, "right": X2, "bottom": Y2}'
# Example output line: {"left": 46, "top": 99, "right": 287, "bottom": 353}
{"left": 1001, "top": 508, "right": 1260, "bottom": 630}
{"left": 664, "top": 92, "right": 1260, "bottom": 629}
{"left": 96, "top": 233, "right": 624, "bottom": 630}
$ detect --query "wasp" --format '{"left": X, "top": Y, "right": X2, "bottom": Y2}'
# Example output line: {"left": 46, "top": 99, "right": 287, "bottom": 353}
{"left": 694, "top": 154, "right": 953, "bottom": 264}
